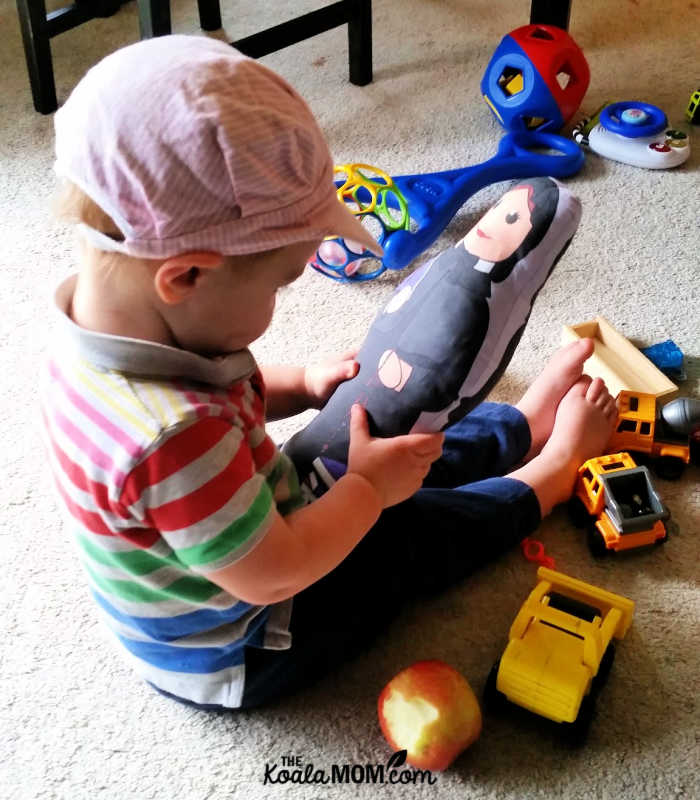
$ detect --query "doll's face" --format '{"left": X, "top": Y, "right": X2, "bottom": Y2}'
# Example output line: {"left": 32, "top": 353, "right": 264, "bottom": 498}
{"left": 462, "top": 187, "right": 533, "bottom": 263}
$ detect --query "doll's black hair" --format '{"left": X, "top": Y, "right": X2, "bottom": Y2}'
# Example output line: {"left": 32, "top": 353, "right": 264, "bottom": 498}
{"left": 488, "top": 176, "right": 560, "bottom": 283}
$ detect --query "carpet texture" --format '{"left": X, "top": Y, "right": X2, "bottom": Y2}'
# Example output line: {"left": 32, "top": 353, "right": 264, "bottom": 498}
{"left": 1, "top": 0, "right": 698, "bottom": 798}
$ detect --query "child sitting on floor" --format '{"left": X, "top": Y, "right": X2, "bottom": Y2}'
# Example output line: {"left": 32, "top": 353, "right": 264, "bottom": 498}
{"left": 41, "top": 35, "right": 616, "bottom": 710}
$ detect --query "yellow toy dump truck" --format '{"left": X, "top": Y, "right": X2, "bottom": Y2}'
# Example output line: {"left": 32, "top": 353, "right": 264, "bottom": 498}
{"left": 484, "top": 567, "right": 635, "bottom": 744}
{"left": 568, "top": 452, "right": 670, "bottom": 556}
{"left": 607, "top": 391, "right": 692, "bottom": 480}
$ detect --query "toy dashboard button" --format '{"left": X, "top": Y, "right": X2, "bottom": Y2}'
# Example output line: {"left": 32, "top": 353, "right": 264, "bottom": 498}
{"left": 665, "top": 129, "right": 688, "bottom": 146}
{"left": 621, "top": 108, "right": 649, "bottom": 125}
{"left": 649, "top": 142, "right": 671, "bottom": 152}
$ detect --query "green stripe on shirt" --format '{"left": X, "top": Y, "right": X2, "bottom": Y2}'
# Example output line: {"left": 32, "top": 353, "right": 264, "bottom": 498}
{"left": 276, "top": 460, "right": 305, "bottom": 516}
{"left": 84, "top": 560, "right": 222, "bottom": 604}
{"left": 77, "top": 533, "right": 180, "bottom": 576}
{"left": 176, "top": 485, "right": 273, "bottom": 569}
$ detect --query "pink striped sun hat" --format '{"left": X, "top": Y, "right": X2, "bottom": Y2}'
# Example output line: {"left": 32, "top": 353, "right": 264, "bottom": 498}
{"left": 54, "top": 35, "right": 382, "bottom": 260}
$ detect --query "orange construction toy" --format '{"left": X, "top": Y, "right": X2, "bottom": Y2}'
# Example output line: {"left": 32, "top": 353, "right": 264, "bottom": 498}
{"left": 568, "top": 452, "right": 669, "bottom": 556}
{"left": 607, "top": 391, "right": 691, "bottom": 480}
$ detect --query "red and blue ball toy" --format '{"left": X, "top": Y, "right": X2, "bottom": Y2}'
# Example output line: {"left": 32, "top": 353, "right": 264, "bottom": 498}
{"left": 481, "top": 24, "right": 589, "bottom": 133}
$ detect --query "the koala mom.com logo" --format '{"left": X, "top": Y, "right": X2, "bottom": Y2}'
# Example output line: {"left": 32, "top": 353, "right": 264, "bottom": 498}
{"left": 262, "top": 750, "right": 438, "bottom": 787}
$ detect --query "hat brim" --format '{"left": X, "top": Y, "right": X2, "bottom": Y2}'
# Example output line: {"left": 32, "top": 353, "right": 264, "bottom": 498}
{"left": 314, "top": 195, "right": 384, "bottom": 258}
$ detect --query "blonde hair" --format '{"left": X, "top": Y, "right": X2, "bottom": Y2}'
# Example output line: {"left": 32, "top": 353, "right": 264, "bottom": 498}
{"left": 54, "top": 180, "right": 123, "bottom": 238}
{"left": 53, "top": 180, "right": 146, "bottom": 276}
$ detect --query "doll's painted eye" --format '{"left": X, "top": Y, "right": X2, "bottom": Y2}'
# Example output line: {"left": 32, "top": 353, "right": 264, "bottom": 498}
{"left": 505, "top": 211, "right": 519, "bottom": 224}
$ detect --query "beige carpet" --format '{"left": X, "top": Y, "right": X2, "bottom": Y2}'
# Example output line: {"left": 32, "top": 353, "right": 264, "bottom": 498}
{"left": 2, "top": 0, "right": 699, "bottom": 798}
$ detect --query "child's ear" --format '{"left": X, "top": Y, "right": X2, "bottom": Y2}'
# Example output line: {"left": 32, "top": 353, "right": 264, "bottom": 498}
{"left": 154, "top": 252, "right": 224, "bottom": 305}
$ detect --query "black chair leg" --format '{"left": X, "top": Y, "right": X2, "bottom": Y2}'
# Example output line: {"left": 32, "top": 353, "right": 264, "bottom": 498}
{"left": 530, "top": 0, "right": 572, "bottom": 30}
{"left": 16, "top": 0, "right": 58, "bottom": 113}
{"left": 137, "top": 0, "right": 171, "bottom": 38}
{"left": 77, "top": 0, "right": 121, "bottom": 16}
{"left": 197, "top": 0, "right": 221, "bottom": 31}
{"left": 138, "top": 0, "right": 372, "bottom": 86}
{"left": 347, "top": 0, "right": 372, "bottom": 85}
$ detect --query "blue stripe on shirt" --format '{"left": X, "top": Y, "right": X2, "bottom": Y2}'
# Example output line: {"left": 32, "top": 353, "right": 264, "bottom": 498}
{"left": 114, "top": 610, "right": 269, "bottom": 673}
{"left": 91, "top": 589, "right": 258, "bottom": 641}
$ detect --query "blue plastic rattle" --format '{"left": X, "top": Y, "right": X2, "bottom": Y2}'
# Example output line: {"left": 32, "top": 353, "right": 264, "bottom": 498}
{"left": 310, "top": 131, "right": 584, "bottom": 281}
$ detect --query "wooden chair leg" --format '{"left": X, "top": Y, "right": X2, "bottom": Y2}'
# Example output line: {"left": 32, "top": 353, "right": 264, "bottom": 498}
{"left": 16, "top": 0, "right": 57, "bottom": 113}
{"left": 137, "top": 0, "right": 172, "bottom": 38}
{"left": 347, "top": 0, "right": 372, "bottom": 86}
{"left": 197, "top": 0, "right": 221, "bottom": 31}
{"left": 530, "top": 0, "right": 572, "bottom": 30}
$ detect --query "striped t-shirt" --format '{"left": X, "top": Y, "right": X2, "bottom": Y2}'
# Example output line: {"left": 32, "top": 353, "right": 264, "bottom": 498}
{"left": 39, "top": 276, "right": 307, "bottom": 707}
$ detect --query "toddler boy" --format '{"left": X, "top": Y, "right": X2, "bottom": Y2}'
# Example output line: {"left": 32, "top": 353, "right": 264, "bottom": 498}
{"left": 41, "top": 35, "right": 616, "bottom": 710}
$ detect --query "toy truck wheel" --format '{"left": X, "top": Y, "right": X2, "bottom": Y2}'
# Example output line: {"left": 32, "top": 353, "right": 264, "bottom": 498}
{"left": 562, "top": 691, "right": 596, "bottom": 746}
{"left": 587, "top": 523, "right": 609, "bottom": 558}
{"left": 483, "top": 661, "right": 508, "bottom": 711}
{"left": 690, "top": 431, "right": 700, "bottom": 466}
{"left": 594, "top": 643, "right": 616, "bottom": 689}
{"left": 654, "top": 456, "right": 685, "bottom": 481}
{"left": 567, "top": 496, "right": 591, "bottom": 528}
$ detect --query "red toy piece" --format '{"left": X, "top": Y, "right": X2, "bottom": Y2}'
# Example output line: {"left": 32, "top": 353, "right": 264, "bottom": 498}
{"left": 508, "top": 25, "right": 590, "bottom": 127}
{"left": 521, "top": 537, "right": 556, "bottom": 569}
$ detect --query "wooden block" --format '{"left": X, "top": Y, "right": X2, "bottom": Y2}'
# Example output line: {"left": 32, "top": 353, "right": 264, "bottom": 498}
{"left": 561, "top": 316, "right": 678, "bottom": 399}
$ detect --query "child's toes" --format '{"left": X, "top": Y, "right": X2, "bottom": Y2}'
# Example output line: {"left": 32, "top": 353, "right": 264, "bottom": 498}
{"left": 568, "top": 374, "right": 593, "bottom": 398}
{"left": 586, "top": 377, "right": 607, "bottom": 403}
{"left": 594, "top": 389, "right": 612, "bottom": 410}
{"left": 604, "top": 397, "right": 617, "bottom": 419}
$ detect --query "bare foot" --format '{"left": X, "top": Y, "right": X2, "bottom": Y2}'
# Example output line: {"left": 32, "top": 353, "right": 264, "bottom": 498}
{"left": 509, "top": 376, "right": 618, "bottom": 516}
{"left": 515, "top": 338, "right": 595, "bottom": 460}
{"left": 543, "top": 374, "right": 618, "bottom": 466}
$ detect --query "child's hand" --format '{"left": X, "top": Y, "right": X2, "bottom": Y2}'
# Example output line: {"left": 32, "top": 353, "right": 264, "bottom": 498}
{"left": 347, "top": 404, "right": 445, "bottom": 508}
{"left": 304, "top": 349, "right": 359, "bottom": 408}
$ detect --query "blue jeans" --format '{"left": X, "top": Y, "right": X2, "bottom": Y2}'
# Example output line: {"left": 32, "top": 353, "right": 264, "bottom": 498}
{"left": 239, "top": 402, "right": 540, "bottom": 708}
{"left": 152, "top": 403, "right": 541, "bottom": 711}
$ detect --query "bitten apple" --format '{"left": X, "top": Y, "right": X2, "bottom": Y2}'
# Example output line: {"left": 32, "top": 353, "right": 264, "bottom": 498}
{"left": 377, "top": 659, "right": 482, "bottom": 771}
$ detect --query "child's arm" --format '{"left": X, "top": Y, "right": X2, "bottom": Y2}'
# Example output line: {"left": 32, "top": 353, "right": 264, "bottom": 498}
{"left": 207, "top": 471, "right": 382, "bottom": 605}
{"left": 206, "top": 404, "right": 444, "bottom": 605}
{"left": 259, "top": 364, "right": 308, "bottom": 420}
{"left": 261, "top": 352, "right": 358, "bottom": 421}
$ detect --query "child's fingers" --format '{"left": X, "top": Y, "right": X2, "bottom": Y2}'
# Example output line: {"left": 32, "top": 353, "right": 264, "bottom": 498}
{"left": 402, "top": 431, "right": 445, "bottom": 448}
{"left": 328, "top": 360, "right": 358, "bottom": 383}
{"left": 345, "top": 360, "right": 360, "bottom": 380}
{"left": 338, "top": 347, "right": 359, "bottom": 361}
{"left": 401, "top": 432, "right": 445, "bottom": 458}
{"left": 348, "top": 404, "right": 370, "bottom": 443}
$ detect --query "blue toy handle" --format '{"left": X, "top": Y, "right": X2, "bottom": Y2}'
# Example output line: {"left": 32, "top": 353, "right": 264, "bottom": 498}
{"left": 504, "top": 131, "right": 585, "bottom": 175}
{"left": 382, "top": 132, "right": 583, "bottom": 271}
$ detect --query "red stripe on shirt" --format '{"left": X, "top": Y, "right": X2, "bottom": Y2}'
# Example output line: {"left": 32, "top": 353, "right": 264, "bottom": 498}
{"left": 52, "top": 472, "right": 158, "bottom": 547}
{"left": 147, "top": 437, "right": 256, "bottom": 531}
{"left": 121, "top": 416, "right": 239, "bottom": 508}
{"left": 45, "top": 416, "right": 130, "bottom": 520}
{"left": 252, "top": 434, "right": 277, "bottom": 470}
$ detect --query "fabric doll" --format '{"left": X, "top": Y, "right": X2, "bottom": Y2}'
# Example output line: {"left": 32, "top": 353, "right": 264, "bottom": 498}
{"left": 285, "top": 176, "right": 582, "bottom": 492}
